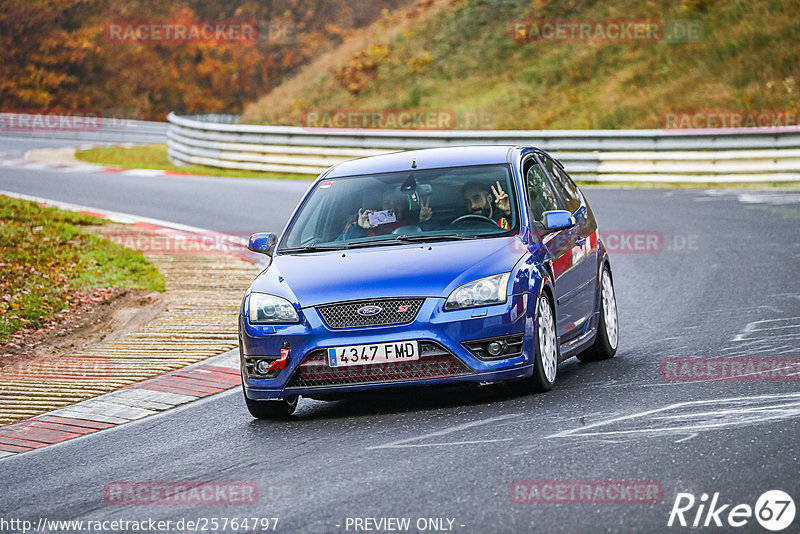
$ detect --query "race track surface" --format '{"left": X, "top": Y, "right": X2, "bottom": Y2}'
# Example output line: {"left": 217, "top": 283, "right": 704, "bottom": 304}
{"left": 1, "top": 132, "right": 798, "bottom": 533}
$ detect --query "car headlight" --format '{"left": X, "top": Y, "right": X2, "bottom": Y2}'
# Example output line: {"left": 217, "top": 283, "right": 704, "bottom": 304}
{"left": 444, "top": 273, "right": 511, "bottom": 311}
{"left": 248, "top": 293, "right": 299, "bottom": 324}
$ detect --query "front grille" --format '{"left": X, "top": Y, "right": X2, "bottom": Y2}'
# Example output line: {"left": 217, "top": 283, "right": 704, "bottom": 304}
{"left": 316, "top": 298, "right": 425, "bottom": 329}
{"left": 285, "top": 341, "right": 472, "bottom": 389}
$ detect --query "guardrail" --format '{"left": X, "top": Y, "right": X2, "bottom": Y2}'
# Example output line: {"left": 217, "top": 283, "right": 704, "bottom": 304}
{"left": 167, "top": 113, "right": 800, "bottom": 182}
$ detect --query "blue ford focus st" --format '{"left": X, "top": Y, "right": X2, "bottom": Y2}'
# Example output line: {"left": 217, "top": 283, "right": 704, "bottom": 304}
{"left": 239, "top": 146, "right": 618, "bottom": 418}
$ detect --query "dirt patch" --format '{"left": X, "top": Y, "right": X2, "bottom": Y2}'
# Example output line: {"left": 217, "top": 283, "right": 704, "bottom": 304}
{"left": 0, "top": 288, "right": 166, "bottom": 366}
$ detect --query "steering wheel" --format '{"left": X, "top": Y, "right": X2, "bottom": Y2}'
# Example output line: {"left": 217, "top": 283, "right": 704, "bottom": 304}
{"left": 450, "top": 214, "right": 497, "bottom": 226}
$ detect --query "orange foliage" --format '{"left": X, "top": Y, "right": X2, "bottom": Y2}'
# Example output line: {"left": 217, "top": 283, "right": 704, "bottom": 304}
{"left": 0, "top": 0, "right": 412, "bottom": 118}
{"left": 331, "top": 44, "right": 390, "bottom": 95}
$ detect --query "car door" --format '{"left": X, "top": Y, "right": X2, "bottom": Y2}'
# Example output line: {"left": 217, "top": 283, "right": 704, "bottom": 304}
{"left": 522, "top": 155, "right": 581, "bottom": 340}
{"left": 536, "top": 153, "right": 598, "bottom": 340}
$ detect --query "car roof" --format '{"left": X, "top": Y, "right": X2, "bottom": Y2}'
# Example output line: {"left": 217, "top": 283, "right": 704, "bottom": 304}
{"left": 323, "top": 145, "right": 526, "bottom": 178}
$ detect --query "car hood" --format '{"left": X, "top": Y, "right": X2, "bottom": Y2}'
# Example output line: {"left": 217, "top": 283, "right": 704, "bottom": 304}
{"left": 250, "top": 237, "right": 526, "bottom": 308}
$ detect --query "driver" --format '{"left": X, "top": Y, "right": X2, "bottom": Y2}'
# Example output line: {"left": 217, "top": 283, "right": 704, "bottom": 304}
{"left": 460, "top": 181, "right": 511, "bottom": 229}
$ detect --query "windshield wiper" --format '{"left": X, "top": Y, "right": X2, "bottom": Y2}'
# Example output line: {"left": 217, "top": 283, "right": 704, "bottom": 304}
{"left": 338, "top": 240, "right": 408, "bottom": 249}
{"left": 392, "top": 234, "right": 479, "bottom": 243}
{"left": 281, "top": 240, "right": 409, "bottom": 253}
{"left": 279, "top": 244, "right": 347, "bottom": 254}
{"left": 280, "top": 234, "right": 481, "bottom": 253}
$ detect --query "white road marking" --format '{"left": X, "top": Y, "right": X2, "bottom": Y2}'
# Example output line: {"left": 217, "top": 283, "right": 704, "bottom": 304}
{"left": 747, "top": 317, "right": 800, "bottom": 328}
{"left": 703, "top": 190, "right": 800, "bottom": 206}
{"left": 732, "top": 320, "right": 758, "bottom": 341}
{"left": 0, "top": 190, "right": 240, "bottom": 236}
{"left": 674, "top": 433, "right": 697, "bottom": 443}
{"left": 368, "top": 413, "right": 521, "bottom": 450}
{"left": 599, "top": 381, "right": 704, "bottom": 388}
{"left": 546, "top": 393, "right": 800, "bottom": 439}
{"left": 731, "top": 316, "right": 800, "bottom": 342}
{"left": 372, "top": 439, "right": 514, "bottom": 448}
{"left": 121, "top": 168, "right": 168, "bottom": 176}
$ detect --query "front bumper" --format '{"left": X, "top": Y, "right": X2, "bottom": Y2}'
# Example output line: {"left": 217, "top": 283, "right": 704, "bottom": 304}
{"left": 240, "top": 294, "right": 536, "bottom": 400}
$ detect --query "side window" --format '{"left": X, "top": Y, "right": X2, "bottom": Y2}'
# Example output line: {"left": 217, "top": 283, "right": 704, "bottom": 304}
{"left": 523, "top": 157, "right": 561, "bottom": 222}
{"left": 539, "top": 154, "right": 581, "bottom": 213}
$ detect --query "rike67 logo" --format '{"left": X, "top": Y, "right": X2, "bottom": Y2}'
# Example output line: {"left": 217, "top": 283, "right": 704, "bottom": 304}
{"left": 668, "top": 490, "right": 795, "bottom": 531}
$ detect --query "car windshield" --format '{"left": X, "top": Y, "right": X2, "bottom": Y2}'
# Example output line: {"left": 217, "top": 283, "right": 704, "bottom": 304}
{"left": 280, "top": 164, "right": 519, "bottom": 252}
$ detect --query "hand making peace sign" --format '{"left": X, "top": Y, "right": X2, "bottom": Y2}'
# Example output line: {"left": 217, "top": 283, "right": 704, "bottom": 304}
{"left": 419, "top": 197, "right": 433, "bottom": 223}
{"left": 491, "top": 181, "right": 510, "bottom": 214}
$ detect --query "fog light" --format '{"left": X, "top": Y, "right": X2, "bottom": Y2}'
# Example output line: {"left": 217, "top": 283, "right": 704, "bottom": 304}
{"left": 254, "top": 359, "right": 271, "bottom": 374}
{"left": 486, "top": 340, "right": 508, "bottom": 357}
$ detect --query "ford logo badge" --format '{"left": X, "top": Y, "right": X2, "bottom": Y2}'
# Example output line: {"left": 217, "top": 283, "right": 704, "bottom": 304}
{"left": 357, "top": 305, "right": 382, "bottom": 317}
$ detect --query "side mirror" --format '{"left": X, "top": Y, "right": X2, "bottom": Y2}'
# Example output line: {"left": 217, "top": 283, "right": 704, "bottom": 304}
{"left": 248, "top": 233, "right": 278, "bottom": 256}
{"left": 542, "top": 210, "right": 575, "bottom": 231}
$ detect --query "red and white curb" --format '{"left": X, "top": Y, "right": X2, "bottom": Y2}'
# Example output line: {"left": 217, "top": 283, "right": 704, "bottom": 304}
{"left": 0, "top": 350, "right": 240, "bottom": 459}
{"left": 0, "top": 144, "right": 213, "bottom": 178}
{"left": 0, "top": 157, "right": 210, "bottom": 177}
{"left": 0, "top": 191, "right": 269, "bottom": 459}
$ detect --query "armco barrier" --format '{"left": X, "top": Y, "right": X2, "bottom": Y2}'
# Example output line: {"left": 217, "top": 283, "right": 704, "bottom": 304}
{"left": 166, "top": 113, "right": 800, "bottom": 182}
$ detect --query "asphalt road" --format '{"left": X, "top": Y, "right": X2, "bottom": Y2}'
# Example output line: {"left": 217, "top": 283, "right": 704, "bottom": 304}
{"left": 1, "top": 132, "right": 799, "bottom": 533}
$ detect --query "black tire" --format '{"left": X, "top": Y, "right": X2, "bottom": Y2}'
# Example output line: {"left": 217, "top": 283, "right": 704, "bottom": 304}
{"left": 244, "top": 391, "right": 298, "bottom": 419}
{"left": 508, "top": 292, "right": 558, "bottom": 395}
{"left": 577, "top": 267, "right": 618, "bottom": 362}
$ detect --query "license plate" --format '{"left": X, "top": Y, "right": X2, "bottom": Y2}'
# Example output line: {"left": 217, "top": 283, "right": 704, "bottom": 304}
{"left": 327, "top": 341, "right": 419, "bottom": 368}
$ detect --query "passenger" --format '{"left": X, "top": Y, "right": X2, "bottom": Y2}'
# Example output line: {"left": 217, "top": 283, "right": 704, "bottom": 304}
{"left": 340, "top": 188, "right": 433, "bottom": 239}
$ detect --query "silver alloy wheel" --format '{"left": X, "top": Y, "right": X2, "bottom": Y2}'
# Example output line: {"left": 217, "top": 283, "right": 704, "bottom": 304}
{"left": 601, "top": 270, "right": 618, "bottom": 350}
{"left": 537, "top": 295, "right": 557, "bottom": 383}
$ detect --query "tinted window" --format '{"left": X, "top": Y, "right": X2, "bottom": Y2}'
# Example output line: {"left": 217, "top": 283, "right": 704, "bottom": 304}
{"left": 280, "top": 164, "right": 518, "bottom": 251}
{"left": 524, "top": 158, "right": 561, "bottom": 221}
{"left": 539, "top": 154, "right": 581, "bottom": 213}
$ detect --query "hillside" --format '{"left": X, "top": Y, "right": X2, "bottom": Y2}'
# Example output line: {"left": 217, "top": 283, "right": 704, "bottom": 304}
{"left": 243, "top": 0, "right": 799, "bottom": 130}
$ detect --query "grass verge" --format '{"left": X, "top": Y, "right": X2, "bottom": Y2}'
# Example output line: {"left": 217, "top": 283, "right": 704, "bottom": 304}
{"left": 0, "top": 195, "right": 165, "bottom": 343}
{"left": 75, "top": 144, "right": 314, "bottom": 180}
